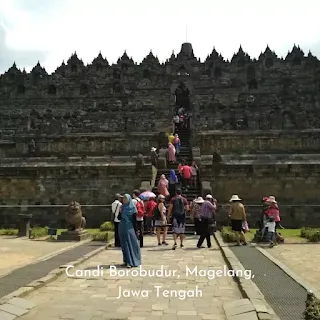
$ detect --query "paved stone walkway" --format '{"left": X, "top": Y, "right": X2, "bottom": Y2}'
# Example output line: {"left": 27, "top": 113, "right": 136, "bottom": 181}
{"left": 18, "top": 236, "right": 242, "bottom": 320}
{"left": 265, "top": 244, "right": 320, "bottom": 291}
{"left": 0, "top": 236, "right": 80, "bottom": 277}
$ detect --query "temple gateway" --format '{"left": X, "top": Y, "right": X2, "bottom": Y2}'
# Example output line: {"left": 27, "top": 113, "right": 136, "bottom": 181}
{"left": 0, "top": 42, "right": 320, "bottom": 228}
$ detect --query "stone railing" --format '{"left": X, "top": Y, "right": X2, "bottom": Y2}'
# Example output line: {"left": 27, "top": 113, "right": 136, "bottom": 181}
{"left": 139, "top": 165, "right": 157, "bottom": 191}
{"left": 217, "top": 204, "right": 320, "bottom": 228}
{"left": 1, "top": 132, "right": 161, "bottom": 157}
{"left": 0, "top": 204, "right": 112, "bottom": 229}
{"left": 1, "top": 203, "right": 320, "bottom": 229}
{"left": 195, "top": 129, "right": 320, "bottom": 154}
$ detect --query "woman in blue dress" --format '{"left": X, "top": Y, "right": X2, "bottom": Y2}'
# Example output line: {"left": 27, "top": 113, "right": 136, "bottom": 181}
{"left": 118, "top": 194, "right": 141, "bottom": 268}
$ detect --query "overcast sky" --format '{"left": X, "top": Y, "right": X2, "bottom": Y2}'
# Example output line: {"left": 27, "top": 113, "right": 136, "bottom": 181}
{"left": 0, "top": 0, "right": 319, "bottom": 74}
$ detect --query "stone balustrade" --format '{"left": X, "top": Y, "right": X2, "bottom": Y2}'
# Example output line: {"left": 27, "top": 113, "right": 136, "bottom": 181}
{"left": 1, "top": 203, "right": 319, "bottom": 229}
{"left": 195, "top": 129, "right": 320, "bottom": 154}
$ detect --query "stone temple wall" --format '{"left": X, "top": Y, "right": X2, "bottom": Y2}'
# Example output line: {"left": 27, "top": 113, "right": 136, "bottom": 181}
{"left": 1, "top": 42, "right": 320, "bottom": 228}
{"left": 0, "top": 162, "right": 151, "bottom": 205}
{"left": 201, "top": 162, "right": 320, "bottom": 203}
{"left": 0, "top": 132, "right": 160, "bottom": 157}
{"left": 194, "top": 129, "right": 320, "bottom": 154}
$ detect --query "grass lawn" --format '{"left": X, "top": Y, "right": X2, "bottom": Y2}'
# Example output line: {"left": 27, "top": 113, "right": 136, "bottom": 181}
{"left": 241, "top": 228, "right": 308, "bottom": 243}
{"left": 0, "top": 228, "right": 113, "bottom": 241}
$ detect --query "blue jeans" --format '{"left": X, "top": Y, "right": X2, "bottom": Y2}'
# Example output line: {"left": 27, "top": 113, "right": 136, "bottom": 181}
{"left": 267, "top": 231, "right": 275, "bottom": 242}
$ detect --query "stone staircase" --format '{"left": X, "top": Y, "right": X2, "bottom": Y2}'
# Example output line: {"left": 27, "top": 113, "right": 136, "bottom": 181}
{"left": 152, "top": 128, "right": 201, "bottom": 234}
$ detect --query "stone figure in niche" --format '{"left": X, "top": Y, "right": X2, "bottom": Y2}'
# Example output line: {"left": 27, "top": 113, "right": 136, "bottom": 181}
{"left": 235, "top": 117, "right": 248, "bottom": 130}
{"left": 247, "top": 95, "right": 255, "bottom": 103}
{"left": 65, "top": 201, "right": 86, "bottom": 231}
{"left": 212, "top": 149, "right": 222, "bottom": 163}
{"left": 268, "top": 110, "right": 282, "bottom": 129}
{"left": 175, "top": 82, "right": 190, "bottom": 110}
{"left": 220, "top": 78, "right": 230, "bottom": 85}
{"left": 212, "top": 117, "right": 224, "bottom": 129}
{"left": 28, "top": 139, "right": 36, "bottom": 154}
{"left": 282, "top": 112, "right": 296, "bottom": 129}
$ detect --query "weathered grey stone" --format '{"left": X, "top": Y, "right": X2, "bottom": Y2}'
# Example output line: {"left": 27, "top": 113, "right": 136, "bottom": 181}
{"left": 6, "top": 297, "right": 36, "bottom": 310}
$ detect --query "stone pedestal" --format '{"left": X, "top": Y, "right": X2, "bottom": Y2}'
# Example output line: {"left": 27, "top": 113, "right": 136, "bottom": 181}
{"left": 17, "top": 213, "right": 32, "bottom": 237}
{"left": 57, "top": 230, "right": 90, "bottom": 241}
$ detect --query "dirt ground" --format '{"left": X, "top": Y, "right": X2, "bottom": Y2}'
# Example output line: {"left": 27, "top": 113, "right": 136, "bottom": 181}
{"left": 0, "top": 236, "right": 78, "bottom": 277}
{"left": 266, "top": 244, "right": 320, "bottom": 291}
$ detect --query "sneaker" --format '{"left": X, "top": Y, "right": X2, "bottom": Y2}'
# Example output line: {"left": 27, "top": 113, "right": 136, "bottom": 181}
{"left": 172, "top": 244, "right": 177, "bottom": 250}
{"left": 162, "top": 241, "right": 169, "bottom": 245}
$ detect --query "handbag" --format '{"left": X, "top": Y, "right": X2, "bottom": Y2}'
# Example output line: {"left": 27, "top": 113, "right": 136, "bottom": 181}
{"left": 242, "top": 221, "right": 249, "bottom": 233}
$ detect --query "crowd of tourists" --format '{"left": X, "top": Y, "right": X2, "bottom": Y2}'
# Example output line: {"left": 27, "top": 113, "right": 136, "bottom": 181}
{"left": 111, "top": 191, "right": 283, "bottom": 268}
{"left": 110, "top": 104, "right": 283, "bottom": 268}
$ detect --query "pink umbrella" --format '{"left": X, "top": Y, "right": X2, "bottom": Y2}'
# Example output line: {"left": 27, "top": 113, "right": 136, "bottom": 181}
{"left": 140, "top": 191, "right": 156, "bottom": 200}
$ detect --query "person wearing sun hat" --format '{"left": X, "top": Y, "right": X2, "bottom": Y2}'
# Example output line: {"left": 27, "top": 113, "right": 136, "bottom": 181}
{"left": 266, "top": 196, "right": 282, "bottom": 230}
{"left": 228, "top": 195, "right": 247, "bottom": 246}
{"left": 190, "top": 197, "right": 204, "bottom": 235}
{"left": 258, "top": 197, "right": 270, "bottom": 234}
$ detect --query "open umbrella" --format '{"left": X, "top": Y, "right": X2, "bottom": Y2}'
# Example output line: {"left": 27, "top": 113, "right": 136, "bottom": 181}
{"left": 140, "top": 191, "right": 156, "bottom": 200}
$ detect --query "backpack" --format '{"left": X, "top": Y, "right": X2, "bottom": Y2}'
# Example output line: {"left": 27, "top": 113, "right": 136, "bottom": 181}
{"left": 136, "top": 200, "right": 145, "bottom": 218}
{"left": 152, "top": 205, "right": 161, "bottom": 220}
{"left": 173, "top": 197, "right": 185, "bottom": 217}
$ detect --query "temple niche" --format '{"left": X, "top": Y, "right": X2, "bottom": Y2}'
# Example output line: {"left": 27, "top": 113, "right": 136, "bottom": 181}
{"left": 48, "top": 85, "right": 57, "bottom": 95}
{"left": 247, "top": 66, "right": 257, "bottom": 90}
{"left": 175, "top": 82, "right": 190, "bottom": 110}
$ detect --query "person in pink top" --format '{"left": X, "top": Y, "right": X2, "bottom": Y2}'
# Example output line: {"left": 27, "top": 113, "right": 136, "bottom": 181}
{"left": 265, "top": 196, "right": 283, "bottom": 230}
{"left": 172, "top": 134, "right": 180, "bottom": 155}
{"left": 181, "top": 163, "right": 192, "bottom": 190}
{"left": 167, "top": 142, "right": 176, "bottom": 163}
{"left": 158, "top": 174, "right": 169, "bottom": 197}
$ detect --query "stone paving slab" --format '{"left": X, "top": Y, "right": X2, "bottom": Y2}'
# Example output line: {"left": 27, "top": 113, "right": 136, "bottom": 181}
{"left": 17, "top": 236, "right": 242, "bottom": 320}
{"left": 0, "top": 236, "right": 89, "bottom": 277}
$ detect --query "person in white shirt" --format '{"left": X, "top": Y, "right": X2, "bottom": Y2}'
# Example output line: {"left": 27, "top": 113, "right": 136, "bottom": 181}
{"left": 265, "top": 216, "right": 276, "bottom": 247}
{"left": 132, "top": 190, "right": 145, "bottom": 248}
{"left": 112, "top": 193, "right": 123, "bottom": 247}
{"left": 173, "top": 114, "right": 180, "bottom": 132}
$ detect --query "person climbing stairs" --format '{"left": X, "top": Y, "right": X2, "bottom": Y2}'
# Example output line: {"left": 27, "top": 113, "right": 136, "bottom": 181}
{"left": 152, "top": 127, "right": 200, "bottom": 234}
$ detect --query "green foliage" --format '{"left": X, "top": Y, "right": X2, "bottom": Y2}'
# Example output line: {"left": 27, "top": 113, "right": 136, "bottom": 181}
{"left": 90, "top": 230, "right": 110, "bottom": 241}
{"left": 30, "top": 227, "right": 49, "bottom": 238}
{"left": 99, "top": 221, "right": 114, "bottom": 232}
{"left": 221, "top": 227, "right": 237, "bottom": 242}
{"left": 300, "top": 228, "right": 320, "bottom": 242}
{"left": 304, "top": 292, "right": 320, "bottom": 320}
{"left": 0, "top": 228, "right": 18, "bottom": 235}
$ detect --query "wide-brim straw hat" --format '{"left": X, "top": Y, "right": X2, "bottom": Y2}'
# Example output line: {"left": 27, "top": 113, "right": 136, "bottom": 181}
{"left": 267, "top": 196, "right": 277, "bottom": 203}
{"left": 229, "top": 194, "right": 242, "bottom": 202}
{"left": 194, "top": 197, "right": 204, "bottom": 203}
